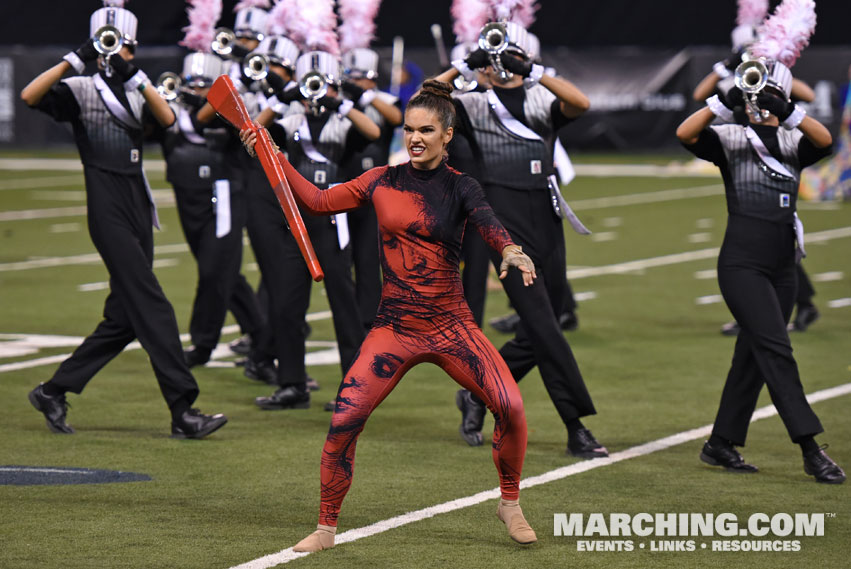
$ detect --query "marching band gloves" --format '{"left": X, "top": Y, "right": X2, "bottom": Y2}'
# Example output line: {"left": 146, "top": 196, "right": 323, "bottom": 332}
{"left": 265, "top": 71, "right": 286, "bottom": 95}
{"left": 64, "top": 39, "right": 98, "bottom": 73}
{"left": 180, "top": 91, "right": 205, "bottom": 109}
{"left": 316, "top": 96, "right": 355, "bottom": 117}
{"left": 500, "top": 52, "right": 545, "bottom": 85}
{"left": 453, "top": 48, "right": 489, "bottom": 83}
{"left": 706, "top": 87, "right": 747, "bottom": 125}
{"left": 464, "top": 48, "right": 491, "bottom": 71}
{"left": 756, "top": 92, "right": 806, "bottom": 129}
{"left": 108, "top": 54, "right": 148, "bottom": 92}
{"left": 341, "top": 81, "right": 365, "bottom": 103}
{"left": 341, "top": 81, "right": 378, "bottom": 109}
{"left": 712, "top": 51, "right": 743, "bottom": 79}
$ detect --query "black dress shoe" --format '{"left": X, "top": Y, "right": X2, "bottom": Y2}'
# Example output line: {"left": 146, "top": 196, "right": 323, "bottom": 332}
{"left": 171, "top": 408, "right": 228, "bottom": 439}
{"left": 720, "top": 321, "right": 740, "bottom": 336}
{"left": 559, "top": 311, "right": 579, "bottom": 331}
{"left": 803, "top": 446, "right": 846, "bottom": 484}
{"left": 28, "top": 383, "right": 74, "bottom": 434}
{"left": 306, "top": 376, "right": 320, "bottom": 391}
{"left": 255, "top": 385, "right": 310, "bottom": 410}
{"left": 228, "top": 335, "right": 252, "bottom": 356}
{"left": 244, "top": 357, "right": 278, "bottom": 384}
{"left": 567, "top": 427, "right": 608, "bottom": 459}
{"left": 183, "top": 346, "right": 212, "bottom": 368}
{"left": 790, "top": 305, "right": 820, "bottom": 332}
{"left": 489, "top": 312, "right": 521, "bottom": 334}
{"left": 700, "top": 440, "right": 758, "bottom": 473}
{"left": 324, "top": 399, "right": 336, "bottom": 412}
{"left": 456, "top": 389, "right": 485, "bottom": 446}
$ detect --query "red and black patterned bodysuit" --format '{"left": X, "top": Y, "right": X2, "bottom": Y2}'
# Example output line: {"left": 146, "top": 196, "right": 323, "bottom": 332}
{"left": 278, "top": 154, "right": 528, "bottom": 527}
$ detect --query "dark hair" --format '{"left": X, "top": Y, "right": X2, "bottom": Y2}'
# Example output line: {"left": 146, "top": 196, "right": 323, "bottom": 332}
{"left": 406, "top": 79, "right": 456, "bottom": 130}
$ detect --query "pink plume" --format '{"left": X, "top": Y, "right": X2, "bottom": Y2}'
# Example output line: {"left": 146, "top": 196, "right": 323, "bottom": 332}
{"left": 482, "top": 0, "right": 526, "bottom": 21}
{"left": 233, "top": 0, "right": 270, "bottom": 11}
{"left": 750, "top": 0, "right": 817, "bottom": 67}
{"left": 452, "top": 0, "right": 489, "bottom": 44}
{"left": 338, "top": 0, "right": 383, "bottom": 52}
{"left": 736, "top": 0, "right": 769, "bottom": 27}
{"left": 268, "top": 0, "right": 295, "bottom": 36}
{"left": 286, "top": 0, "right": 339, "bottom": 55}
{"left": 511, "top": 0, "right": 539, "bottom": 27}
{"left": 180, "top": 0, "right": 222, "bottom": 53}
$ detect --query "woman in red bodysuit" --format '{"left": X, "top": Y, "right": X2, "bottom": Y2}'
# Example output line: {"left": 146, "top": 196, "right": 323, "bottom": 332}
{"left": 241, "top": 80, "right": 538, "bottom": 550}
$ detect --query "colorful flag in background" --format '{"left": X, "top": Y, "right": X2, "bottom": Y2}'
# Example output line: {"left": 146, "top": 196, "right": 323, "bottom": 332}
{"left": 800, "top": 82, "right": 851, "bottom": 201}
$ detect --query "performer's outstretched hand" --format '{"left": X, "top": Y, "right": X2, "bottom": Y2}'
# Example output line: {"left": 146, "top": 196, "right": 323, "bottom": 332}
{"left": 500, "top": 245, "right": 536, "bottom": 286}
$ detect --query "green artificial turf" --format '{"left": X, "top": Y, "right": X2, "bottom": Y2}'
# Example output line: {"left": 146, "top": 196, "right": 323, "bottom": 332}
{"left": 0, "top": 153, "right": 848, "bottom": 568}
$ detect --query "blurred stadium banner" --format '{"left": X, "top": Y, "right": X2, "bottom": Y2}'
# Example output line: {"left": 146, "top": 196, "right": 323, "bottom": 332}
{"left": 2, "top": 46, "right": 849, "bottom": 152}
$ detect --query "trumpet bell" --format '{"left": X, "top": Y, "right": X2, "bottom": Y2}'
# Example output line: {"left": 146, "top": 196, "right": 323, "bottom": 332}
{"left": 212, "top": 27, "right": 236, "bottom": 57}
{"left": 243, "top": 53, "right": 269, "bottom": 81}
{"left": 735, "top": 59, "right": 768, "bottom": 94}
{"left": 478, "top": 22, "right": 508, "bottom": 55}
{"left": 93, "top": 25, "right": 123, "bottom": 56}
{"left": 299, "top": 71, "right": 328, "bottom": 100}
{"left": 156, "top": 72, "right": 182, "bottom": 101}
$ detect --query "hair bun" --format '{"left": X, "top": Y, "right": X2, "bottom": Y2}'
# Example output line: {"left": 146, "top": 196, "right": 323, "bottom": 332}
{"left": 420, "top": 79, "right": 453, "bottom": 101}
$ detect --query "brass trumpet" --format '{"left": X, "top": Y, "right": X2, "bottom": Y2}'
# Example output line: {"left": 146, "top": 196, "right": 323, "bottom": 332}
{"left": 93, "top": 25, "right": 123, "bottom": 56}
{"left": 299, "top": 71, "right": 328, "bottom": 100}
{"left": 734, "top": 58, "right": 770, "bottom": 122}
{"left": 478, "top": 22, "right": 512, "bottom": 81}
{"left": 243, "top": 53, "right": 269, "bottom": 81}
{"left": 155, "top": 72, "right": 183, "bottom": 101}
{"left": 211, "top": 27, "right": 236, "bottom": 57}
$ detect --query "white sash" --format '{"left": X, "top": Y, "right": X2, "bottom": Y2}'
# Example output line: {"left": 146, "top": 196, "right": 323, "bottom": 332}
{"left": 297, "top": 116, "right": 330, "bottom": 163}
{"left": 178, "top": 107, "right": 206, "bottom": 145}
{"left": 214, "top": 179, "right": 231, "bottom": 238}
{"left": 297, "top": 128, "right": 349, "bottom": 249}
{"left": 794, "top": 211, "right": 806, "bottom": 261}
{"left": 744, "top": 126, "right": 795, "bottom": 179}
{"left": 487, "top": 89, "right": 588, "bottom": 233}
{"left": 553, "top": 137, "right": 576, "bottom": 185}
{"left": 93, "top": 73, "right": 141, "bottom": 130}
{"left": 486, "top": 89, "right": 540, "bottom": 141}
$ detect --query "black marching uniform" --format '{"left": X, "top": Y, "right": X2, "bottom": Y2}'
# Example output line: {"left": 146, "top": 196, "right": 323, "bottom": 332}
{"left": 454, "top": 83, "right": 598, "bottom": 429}
{"left": 258, "top": 101, "right": 368, "bottom": 393}
{"left": 341, "top": 91, "right": 399, "bottom": 330}
{"left": 684, "top": 123, "right": 830, "bottom": 446}
{"left": 33, "top": 72, "right": 199, "bottom": 413}
{"left": 158, "top": 100, "right": 264, "bottom": 361}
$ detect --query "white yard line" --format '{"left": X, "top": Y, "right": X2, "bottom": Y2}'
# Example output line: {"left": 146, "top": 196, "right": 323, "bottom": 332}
{"left": 569, "top": 184, "right": 722, "bottom": 210}
{"left": 567, "top": 226, "right": 851, "bottom": 280}
{"left": 228, "top": 382, "right": 851, "bottom": 569}
{"left": 0, "top": 190, "right": 175, "bottom": 222}
{"left": 0, "top": 174, "right": 83, "bottom": 191}
{"left": 0, "top": 159, "right": 165, "bottom": 172}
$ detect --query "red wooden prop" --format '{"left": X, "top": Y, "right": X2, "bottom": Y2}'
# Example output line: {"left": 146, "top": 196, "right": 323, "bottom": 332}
{"left": 207, "top": 75, "right": 324, "bottom": 281}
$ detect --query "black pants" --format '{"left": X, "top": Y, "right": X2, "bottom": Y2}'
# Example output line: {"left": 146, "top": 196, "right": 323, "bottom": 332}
{"left": 486, "top": 184, "right": 596, "bottom": 424}
{"left": 173, "top": 183, "right": 263, "bottom": 351}
{"left": 347, "top": 202, "right": 382, "bottom": 330}
{"left": 50, "top": 168, "right": 198, "bottom": 408}
{"left": 712, "top": 215, "right": 823, "bottom": 445}
{"left": 244, "top": 165, "right": 364, "bottom": 385}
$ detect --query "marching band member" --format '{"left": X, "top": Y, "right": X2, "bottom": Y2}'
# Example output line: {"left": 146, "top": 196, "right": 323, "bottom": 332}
{"left": 21, "top": 0, "right": 226, "bottom": 439}
{"left": 250, "top": 0, "right": 379, "bottom": 410}
{"left": 157, "top": 0, "right": 266, "bottom": 369}
{"left": 677, "top": 0, "right": 844, "bottom": 484}
{"left": 436, "top": 2, "right": 608, "bottom": 458}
